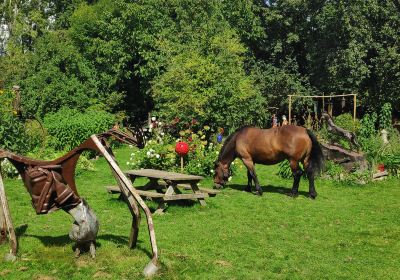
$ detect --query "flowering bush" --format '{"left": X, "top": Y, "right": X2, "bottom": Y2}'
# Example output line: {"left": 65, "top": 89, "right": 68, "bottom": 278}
{"left": 1, "top": 159, "right": 19, "bottom": 178}
{"left": 127, "top": 117, "right": 227, "bottom": 177}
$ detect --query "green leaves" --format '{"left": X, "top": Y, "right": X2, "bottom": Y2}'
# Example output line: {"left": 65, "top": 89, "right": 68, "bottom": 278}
{"left": 43, "top": 108, "right": 115, "bottom": 150}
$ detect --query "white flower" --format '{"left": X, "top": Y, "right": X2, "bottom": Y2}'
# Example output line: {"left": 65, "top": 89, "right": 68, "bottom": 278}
{"left": 131, "top": 153, "right": 135, "bottom": 156}
{"left": 126, "top": 162, "right": 130, "bottom": 165}
{"left": 151, "top": 116, "right": 156, "bottom": 121}
{"left": 156, "top": 154, "right": 160, "bottom": 159}
{"left": 210, "top": 169, "right": 214, "bottom": 174}
{"left": 209, "top": 143, "right": 213, "bottom": 146}
{"left": 197, "top": 163, "right": 201, "bottom": 167}
{"left": 161, "top": 132, "right": 165, "bottom": 136}
{"left": 129, "top": 145, "right": 133, "bottom": 148}
{"left": 228, "top": 176, "right": 232, "bottom": 182}
{"left": 146, "top": 151, "right": 151, "bottom": 156}
{"left": 149, "top": 128, "right": 153, "bottom": 132}
{"left": 231, "top": 162, "right": 235, "bottom": 165}
{"left": 158, "top": 122, "right": 162, "bottom": 126}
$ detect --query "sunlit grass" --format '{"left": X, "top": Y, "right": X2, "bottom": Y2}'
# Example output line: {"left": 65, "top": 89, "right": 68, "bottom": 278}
{"left": 1, "top": 147, "right": 399, "bottom": 279}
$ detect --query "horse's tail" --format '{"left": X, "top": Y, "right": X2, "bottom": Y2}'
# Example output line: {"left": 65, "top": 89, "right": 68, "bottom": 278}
{"left": 306, "top": 129, "right": 324, "bottom": 176}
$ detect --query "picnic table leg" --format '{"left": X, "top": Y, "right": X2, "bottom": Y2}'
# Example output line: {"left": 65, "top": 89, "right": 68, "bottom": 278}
{"left": 190, "top": 182, "right": 207, "bottom": 206}
{"left": 154, "top": 183, "right": 175, "bottom": 215}
{"left": 143, "top": 178, "right": 159, "bottom": 191}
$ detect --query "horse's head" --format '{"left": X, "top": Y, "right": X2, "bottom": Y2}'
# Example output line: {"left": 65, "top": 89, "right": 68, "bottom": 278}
{"left": 213, "top": 161, "right": 231, "bottom": 189}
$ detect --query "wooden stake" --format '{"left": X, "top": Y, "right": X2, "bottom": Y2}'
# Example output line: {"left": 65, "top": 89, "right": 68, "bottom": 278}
{"left": 288, "top": 95, "right": 292, "bottom": 125}
{"left": 353, "top": 94, "right": 357, "bottom": 122}
{"left": 90, "top": 136, "right": 159, "bottom": 267}
{"left": 180, "top": 156, "right": 184, "bottom": 172}
{"left": 0, "top": 173, "right": 17, "bottom": 256}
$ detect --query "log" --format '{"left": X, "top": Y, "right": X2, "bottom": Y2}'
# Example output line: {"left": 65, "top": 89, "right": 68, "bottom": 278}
{"left": 322, "top": 113, "right": 360, "bottom": 149}
{"left": 321, "top": 143, "right": 368, "bottom": 171}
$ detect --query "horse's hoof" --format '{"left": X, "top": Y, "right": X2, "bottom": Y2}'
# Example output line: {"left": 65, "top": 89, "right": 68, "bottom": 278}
{"left": 256, "top": 190, "right": 263, "bottom": 196}
{"left": 286, "top": 192, "right": 298, "bottom": 198}
{"left": 309, "top": 193, "right": 317, "bottom": 199}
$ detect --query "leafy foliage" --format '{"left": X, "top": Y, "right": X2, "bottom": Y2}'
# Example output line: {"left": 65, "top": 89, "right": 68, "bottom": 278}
{"left": 43, "top": 108, "right": 115, "bottom": 150}
{"left": 0, "top": 90, "right": 30, "bottom": 153}
{"left": 128, "top": 123, "right": 223, "bottom": 177}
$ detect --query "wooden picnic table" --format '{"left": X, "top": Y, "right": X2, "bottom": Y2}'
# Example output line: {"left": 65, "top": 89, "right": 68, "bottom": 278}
{"left": 107, "top": 169, "right": 218, "bottom": 214}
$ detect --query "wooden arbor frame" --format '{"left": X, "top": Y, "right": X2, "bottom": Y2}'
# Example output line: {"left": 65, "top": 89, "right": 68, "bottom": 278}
{"left": 288, "top": 93, "right": 357, "bottom": 124}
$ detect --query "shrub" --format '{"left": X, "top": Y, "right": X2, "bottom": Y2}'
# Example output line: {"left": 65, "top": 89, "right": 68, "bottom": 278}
{"left": 128, "top": 121, "right": 234, "bottom": 177}
{"left": 26, "top": 147, "right": 95, "bottom": 176}
{"left": 277, "top": 160, "right": 306, "bottom": 179}
{"left": 322, "top": 161, "right": 370, "bottom": 184}
{"left": 379, "top": 103, "right": 392, "bottom": 131}
{"left": 334, "top": 113, "right": 360, "bottom": 133}
{"left": 0, "top": 159, "right": 19, "bottom": 178}
{"left": 0, "top": 90, "right": 31, "bottom": 153}
{"left": 44, "top": 108, "right": 115, "bottom": 150}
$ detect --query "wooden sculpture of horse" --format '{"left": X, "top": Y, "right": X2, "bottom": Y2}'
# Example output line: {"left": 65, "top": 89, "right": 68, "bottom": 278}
{"left": 0, "top": 127, "right": 159, "bottom": 276}
{"left": 214, "top": 125, "right": 324, "bottom": 198}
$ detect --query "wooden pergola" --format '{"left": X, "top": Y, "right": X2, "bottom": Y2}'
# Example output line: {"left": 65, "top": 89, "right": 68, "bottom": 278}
{"left": 288, "top": 93, "right": 357, "bottom": 124}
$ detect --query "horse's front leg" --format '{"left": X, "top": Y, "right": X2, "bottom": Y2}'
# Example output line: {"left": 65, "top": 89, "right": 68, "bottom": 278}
{"left": 245, "top": 170, "right": 252, "bottom": 192}
{"left": 289, "top": 160, "right": 302, "bottom": 198}
{"left": 242, "top": 159, "right": 262, "bottom": 196}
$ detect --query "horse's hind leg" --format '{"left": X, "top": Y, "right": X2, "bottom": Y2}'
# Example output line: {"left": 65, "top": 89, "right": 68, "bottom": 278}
{"left": 242, "top": 158, "right": 262, "bottom": 195}
{"left": 304, "top": 161, "right": 317, "bottom": 199}
{"left": 289, "top": 160, "right": 302, "bottom": 198}
{"left": 246, "top": 170, "right": 252, "bottom": 192}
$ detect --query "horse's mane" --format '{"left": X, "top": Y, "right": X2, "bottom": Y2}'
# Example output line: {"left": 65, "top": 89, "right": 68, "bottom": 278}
{"left": 217, "top": 125, "right": 252, "bottom": 162}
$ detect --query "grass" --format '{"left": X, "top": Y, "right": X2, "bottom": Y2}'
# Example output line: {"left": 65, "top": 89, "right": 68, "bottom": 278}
{"left": 1, "top": 147, "right": 400, "bottom": 279}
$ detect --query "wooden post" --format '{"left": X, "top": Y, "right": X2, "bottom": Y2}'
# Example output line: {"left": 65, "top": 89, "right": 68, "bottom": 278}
{"left": 322, "top": 95, "right": 325, "bottom": 112}
{"left": 288, "top": 95, "right": 292, "bottom": 125}
{"left": 180, "top": 156, "right": 184, "bottom": 172}
{"left": 0, "top": 173, "right": 17, "bottom": 257}
{"left": 353, "top": 94, "right": 357, "bottom": 122}
{"left": 90, "top": 135, "right": 159, "bottom": 271}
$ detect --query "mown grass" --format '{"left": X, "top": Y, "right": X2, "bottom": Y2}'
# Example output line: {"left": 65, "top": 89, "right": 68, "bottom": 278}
{"left": 1, "top": 147, "right": 400, "bottom": 279}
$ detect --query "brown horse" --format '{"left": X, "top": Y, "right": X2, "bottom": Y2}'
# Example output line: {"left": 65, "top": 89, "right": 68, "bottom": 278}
{"left": 214, "top": 125, "right": 324, "bottom": 198}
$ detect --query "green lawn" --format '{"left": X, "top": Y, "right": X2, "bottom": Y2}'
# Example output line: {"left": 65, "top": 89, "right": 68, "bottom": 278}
{"left": 1, "top": 147, "right": 399, "bottom": 279}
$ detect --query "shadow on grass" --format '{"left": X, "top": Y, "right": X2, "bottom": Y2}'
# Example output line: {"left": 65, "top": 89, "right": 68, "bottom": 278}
{"left": 108, "top": 195, "right": 197, "bottom": 212}
{"left": 20, "top": 228, "right": 153, "bottom": 258}
{"left": 24, "top": 233, "right": 72, "bottom": 246}
{"left": 227, "top": 184, "right": 310, "bottom": 197}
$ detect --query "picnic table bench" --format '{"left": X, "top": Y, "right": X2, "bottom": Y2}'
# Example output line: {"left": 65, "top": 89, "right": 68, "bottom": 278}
{"left": 107, "top": 169, "right": 218, "bottom": 214}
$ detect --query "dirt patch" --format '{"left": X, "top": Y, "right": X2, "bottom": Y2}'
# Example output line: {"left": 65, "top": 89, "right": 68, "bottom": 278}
{"left": 34, "top": 275, "right": 58, "bottom": 280}
{"left": 0, "top": 269, "right": 11, "bottom": 276}
{"left": 93, "top": 271, "right": 112, "bottom": 279}
{"left": 214, "top": 260, "right": 232, "bottom": 267}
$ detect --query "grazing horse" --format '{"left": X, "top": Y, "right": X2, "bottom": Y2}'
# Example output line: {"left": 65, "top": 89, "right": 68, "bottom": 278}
{"left": 214, "top": 125, "right": 324, "bottom": 198}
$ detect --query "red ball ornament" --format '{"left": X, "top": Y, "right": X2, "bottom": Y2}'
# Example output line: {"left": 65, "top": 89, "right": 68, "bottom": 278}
{"left": 175, "top": 141, "right": 189, "bottom": 156}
